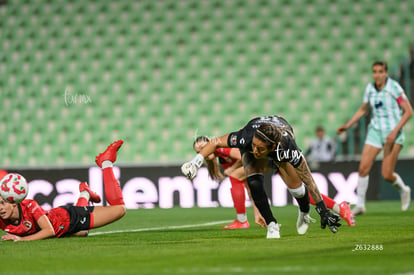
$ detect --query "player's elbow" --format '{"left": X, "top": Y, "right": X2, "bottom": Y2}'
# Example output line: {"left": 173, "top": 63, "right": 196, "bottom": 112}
{"left": 406, "top": 107, "right": 413, "bottom": 119}
{"left": 47, "top": 228, "right": 56, "bottom": 238}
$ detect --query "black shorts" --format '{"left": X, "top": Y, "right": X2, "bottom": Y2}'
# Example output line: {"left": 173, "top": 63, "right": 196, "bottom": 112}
{"left": 60, "top": 205, "right": 95, "bottom": 237}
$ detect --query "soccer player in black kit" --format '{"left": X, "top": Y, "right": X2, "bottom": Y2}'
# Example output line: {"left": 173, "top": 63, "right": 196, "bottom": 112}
{"left": 182, "top": 115, "right": 341, "bottom": 239}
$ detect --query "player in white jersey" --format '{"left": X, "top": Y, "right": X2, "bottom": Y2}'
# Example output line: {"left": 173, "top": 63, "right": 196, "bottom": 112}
{"left": 337, "top": 61, "right": 413, "bottom": 215}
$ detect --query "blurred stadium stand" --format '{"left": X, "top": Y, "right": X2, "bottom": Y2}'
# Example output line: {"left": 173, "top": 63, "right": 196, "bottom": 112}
{"left": 1, "top": 0, "right": 413, "bottom": 166}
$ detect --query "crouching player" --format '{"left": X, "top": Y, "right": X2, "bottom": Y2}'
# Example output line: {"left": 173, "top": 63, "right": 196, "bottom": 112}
{"left": 0, "top": 140, "right": 126, "bottom": 241}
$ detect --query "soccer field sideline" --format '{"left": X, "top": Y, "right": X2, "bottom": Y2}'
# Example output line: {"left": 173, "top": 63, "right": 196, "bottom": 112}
{"left": 89, "top": 219, "right": 233, "bottom": 236}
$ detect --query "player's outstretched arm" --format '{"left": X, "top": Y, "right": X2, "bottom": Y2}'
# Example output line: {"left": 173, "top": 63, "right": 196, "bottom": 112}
{"left": 337, "top": 103, "right": 370, "bottom": 134}
{"left": 182, "top": 134, "right": 230, "bottom": 179}
{"left": 2, "top": 215, "right": 55, "bottom": 242}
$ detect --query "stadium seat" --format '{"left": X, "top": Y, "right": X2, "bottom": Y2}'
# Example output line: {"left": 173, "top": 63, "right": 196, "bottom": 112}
{"left": 1, "top": 0, "right": 413, "bottom": 166}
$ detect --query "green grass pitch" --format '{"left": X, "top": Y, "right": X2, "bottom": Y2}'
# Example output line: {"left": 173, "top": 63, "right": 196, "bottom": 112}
{"left": 1, "top": 201, "right": 413, "bottom": 275}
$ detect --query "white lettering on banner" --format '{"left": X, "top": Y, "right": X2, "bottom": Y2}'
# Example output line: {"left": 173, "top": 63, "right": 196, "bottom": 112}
{"left": 25, "top": 167, "right": 360, "bottom": 209}
{"left": 328, "top": 172, "right": 358, "bottom": 204}
{"left": 271, "top": 175, "right": 287, "bottom": 206}
{"left": 271, "top": 173, "right": 328, "bottom": 206}
{"left": 54, "top": 179, "right": 79, "bottom": 208}
{"left": 217, "top": 178, "right": 233, "bottom": 207}
{"left": 193, "top": 168, "right": 219, "bottom": 207}
{"left": 88, "top": 166, "right": 121, "bottom": 207}
{"left": 313, "top": 173, "right": 329, "bottom": 195}
{"left": 26, "top": 180, "right": 54, "bottom": 210}
{"left": 159, "top": 176, "right": 194, "bottom": 208}
{"left": 89, "top": 167, "right": 104, "bottom": 206}
{"left": 122, "top": 177, "right": 158, "bottom": 209}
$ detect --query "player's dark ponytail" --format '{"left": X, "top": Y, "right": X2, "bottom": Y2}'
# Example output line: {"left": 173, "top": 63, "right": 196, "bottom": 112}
{"left": 254, "top": 124, "right": 282, "bottom": 149}
{"left": 193, "top": 136, "right": 225, "bottom": 181}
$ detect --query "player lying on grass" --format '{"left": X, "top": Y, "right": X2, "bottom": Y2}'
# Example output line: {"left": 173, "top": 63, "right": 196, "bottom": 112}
{"left": 182, "top": 115, "right": 341, "bottom": 239}
{"left": 194, "top": 136, "right": 354, "bottom": 228}
{"left": 0, "top": 140, "right": 125, "bottom": 241}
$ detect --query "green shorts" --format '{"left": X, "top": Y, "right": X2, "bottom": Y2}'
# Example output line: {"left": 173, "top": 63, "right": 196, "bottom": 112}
{"left": 365, "top": 124, "right": 405, "bottom": 148}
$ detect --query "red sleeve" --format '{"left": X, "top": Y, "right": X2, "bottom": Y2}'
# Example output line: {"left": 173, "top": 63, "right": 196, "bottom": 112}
{"left": 216, "top": 148, "right": 232, "bottom": 158}
{"left": 23, "top": 200, "right": 47, "bottom": 221}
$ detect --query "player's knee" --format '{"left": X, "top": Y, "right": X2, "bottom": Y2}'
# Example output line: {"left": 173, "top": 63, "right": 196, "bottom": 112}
{"left": 118, "top": 205, "right": 126, "bottom": 218}
{"left": 382, "top": 170, "right": 394, "bottom": 182}
{"left": 111, "top": 205, "right": 126, "bottom": 221}
{"left": 288, "top": 183, "right": 306, "bottom": 198}
{"left": 358, "top": 165, "right": 370, "bottom": 177}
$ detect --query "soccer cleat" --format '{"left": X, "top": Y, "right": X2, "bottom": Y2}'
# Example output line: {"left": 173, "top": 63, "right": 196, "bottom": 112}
{"left": 339, "top": 201, "right": 355, "bottom": 226}
{"left": 296, "top": 211, "right": 315, "bottom": 235}
{"left": 222, "top": 219, "right": 249, "bottom": 229}
{"left": 95, "top": 140, "right": 124, "bottom": 168}
{"left": 79, "top": 182, "right": 101, "bottom": 203}
{"left": 401, "top": 186, "right": 411, "bottom": 211}
{"left": 266, "top": 221, "right": 281, "bottom": 239}
{"left": 351, "top": 205, "right": 366, "bottom": 216}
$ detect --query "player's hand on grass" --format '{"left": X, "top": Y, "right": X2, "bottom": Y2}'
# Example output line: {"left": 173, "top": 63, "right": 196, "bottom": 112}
{"left": 253, "top": 205, "right": 267, "bottom": 227}
{"left": 316, "top": 201, "right": 341, "bottom": 233}
{"left": 2, "top": 233, "right": 22, "bottom": 242}
{"left": 319, "top": 210, "right": 341, "bottom": 233}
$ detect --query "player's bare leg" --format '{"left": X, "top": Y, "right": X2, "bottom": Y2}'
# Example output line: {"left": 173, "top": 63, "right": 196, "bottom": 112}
{"left": 353, "top": 144, "right": 381, "bottom": 215}
{"left": 382, "top": 143, "right": 411, "bottom": 211}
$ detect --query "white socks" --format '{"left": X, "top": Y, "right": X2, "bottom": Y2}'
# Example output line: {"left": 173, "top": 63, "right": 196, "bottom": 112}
{"left": 356, "top": 173, "right": 408, "bottom": 208}
{"left": 356, "top": 175, "right": 369, "bottom": 208}
{"left": 333, "top": 203, "right": 340, "bottom": 213}
{"left": 392, "top": 173, "right": 409, "bottom": 193}
{"left": 237, "top": 213, "right": 247, "bottom": 223}
{"left": 102, "top": 160, "right": 113, "bottom": 169}
{"left": 79, "top": 191, "right": 90, "bottom": 201}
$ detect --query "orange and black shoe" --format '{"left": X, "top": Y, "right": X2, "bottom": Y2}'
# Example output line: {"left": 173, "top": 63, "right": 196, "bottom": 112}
{"left": 79, "top": 182, "right": 101, "bottom": 203}
{"left": 95, "top": 140, "right": 124, "bottom": 168}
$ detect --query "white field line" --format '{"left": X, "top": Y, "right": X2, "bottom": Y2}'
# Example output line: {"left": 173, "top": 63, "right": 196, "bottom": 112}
{"left": 89, "top": 220, "right": 233, "bottom": 236}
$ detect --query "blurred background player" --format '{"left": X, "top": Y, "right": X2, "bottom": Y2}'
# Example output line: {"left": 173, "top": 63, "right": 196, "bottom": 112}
{"left": 337, "top": 60, "right": 413, "bottom": 215}
{"left": 305, "top": 125, "right": 336, "bottom": 163}
{"left": 193, "top": 136, "right": 266, "bottom": 228}
{"left": 0, "top": 140, "right": 126, "bottom": 241}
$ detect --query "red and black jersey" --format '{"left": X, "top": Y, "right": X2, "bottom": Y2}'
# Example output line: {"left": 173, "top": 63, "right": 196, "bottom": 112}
{"left": 0, "top": 199, "right": 47, "bottom": 236}
{"left": 216, "top": 148, "right": 237, "bottom": 170}
{"left": 1, "top": 200, "right": 92, "bottom": 238}
{"left": 227, "top": 115, "right": 304, "bottom": 167}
